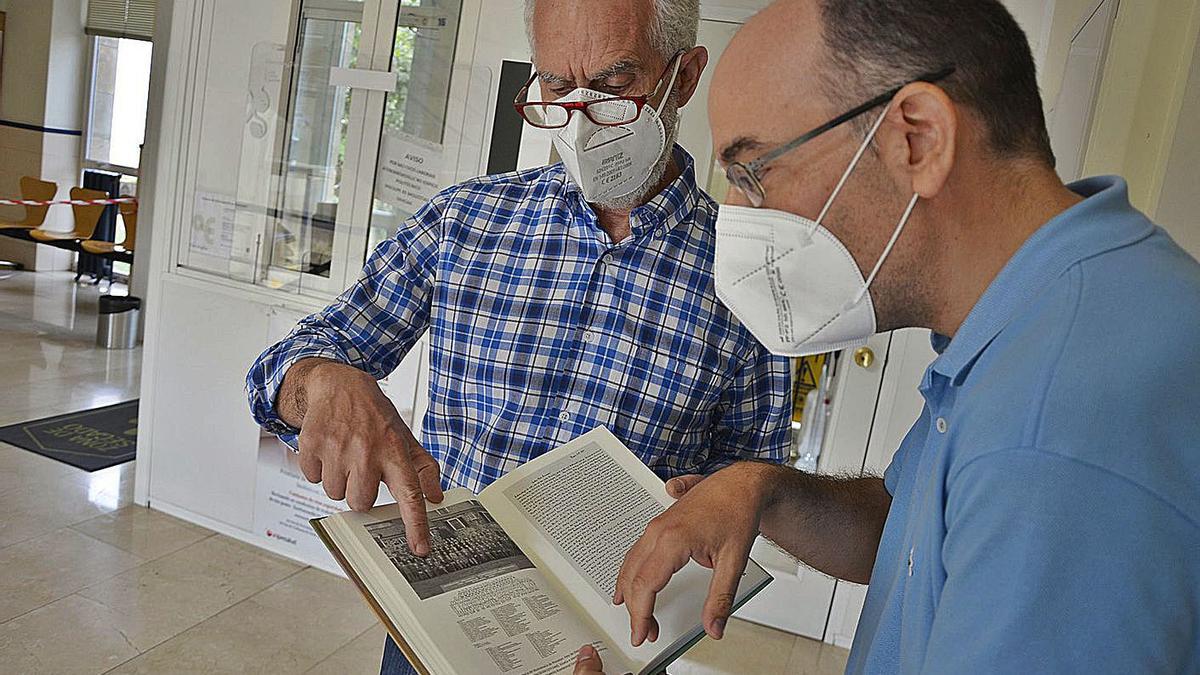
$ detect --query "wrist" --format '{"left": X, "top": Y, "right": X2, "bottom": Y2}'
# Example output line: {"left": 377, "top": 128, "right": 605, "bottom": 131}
{"left": 725, "top": 461, "right": 783, "bottom": 521}
{"left": 281, "top": 358, "right": 351, "bottom": 426}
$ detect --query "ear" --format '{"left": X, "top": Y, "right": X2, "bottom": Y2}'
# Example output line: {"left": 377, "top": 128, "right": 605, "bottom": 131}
{"left": 674, "top": 46, "right": 710, "bottom": 108}
{"left": 875, "top": 82, "right": 957, "bottom": 198}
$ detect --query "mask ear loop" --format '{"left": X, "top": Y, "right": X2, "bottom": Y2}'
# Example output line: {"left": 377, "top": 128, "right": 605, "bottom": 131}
{"left": 652, "top": 52, "right": 684, "bottom": 115}
{"left": 849, "top": 192, "right": 920, "bottom": 308}
{"left": 815, "top": 104, "right": 892, "bottom": 227}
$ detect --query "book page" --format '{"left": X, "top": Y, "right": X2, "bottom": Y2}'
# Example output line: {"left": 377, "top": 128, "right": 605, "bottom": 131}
{"left": 482, "top": 428, "right": 771, "bottom": 671}
{"left": 327, "top": 489, "right": 636, "bottom": 675}
{"left": 505, "top": 445, "right": 659, "bottom": 599}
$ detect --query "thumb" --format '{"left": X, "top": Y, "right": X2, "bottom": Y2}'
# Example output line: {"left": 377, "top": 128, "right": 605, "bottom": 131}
{"left": 665, "top": 474, "right": 705, "bottom": 499}
{"left": 574, "top": 644, "right": 604, "bottom": 674}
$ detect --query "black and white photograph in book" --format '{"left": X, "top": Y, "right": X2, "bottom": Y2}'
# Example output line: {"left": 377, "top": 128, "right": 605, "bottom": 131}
{"left": 366, "top": 500, "right": 535, "bottom": 600}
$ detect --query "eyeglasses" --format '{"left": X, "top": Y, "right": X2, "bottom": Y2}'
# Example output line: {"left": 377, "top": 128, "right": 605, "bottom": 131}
{"left": 725, "top": 66, "right": 956, "bottom": 207}
{"left": 513, "top": 51, "right": 684, "bottom": 129}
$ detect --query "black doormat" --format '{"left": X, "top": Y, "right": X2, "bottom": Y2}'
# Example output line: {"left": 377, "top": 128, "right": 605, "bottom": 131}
{"left": 0, "top": 400, "right": 138, "bottom": 472}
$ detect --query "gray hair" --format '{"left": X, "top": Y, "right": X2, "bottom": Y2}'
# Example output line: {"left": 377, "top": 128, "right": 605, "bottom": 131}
{"left": 524, "top": 0, "right": 700, "bottom": 59}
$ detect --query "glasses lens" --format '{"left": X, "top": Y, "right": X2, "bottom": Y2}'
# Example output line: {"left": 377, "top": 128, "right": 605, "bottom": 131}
{"left": 521, "top": 103, "right": 570, "bottom": 128}
{"left": 585, "top": 98, "right": 639, "bottom": 125}
{"left": 727, "top": 164, "right": 764, "bottom": 207}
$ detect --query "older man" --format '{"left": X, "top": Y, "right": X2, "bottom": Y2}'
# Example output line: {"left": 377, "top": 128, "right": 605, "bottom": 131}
{"left": 576, "top": 0, "right": 1200, "bottom": 673}
{"left": 246, "top": 0, "right": 792, "bottom": 673}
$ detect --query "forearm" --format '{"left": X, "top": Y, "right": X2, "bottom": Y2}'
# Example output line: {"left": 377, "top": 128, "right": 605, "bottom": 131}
{"left": 748, "top": 464, "right": 891, "bottom": 584}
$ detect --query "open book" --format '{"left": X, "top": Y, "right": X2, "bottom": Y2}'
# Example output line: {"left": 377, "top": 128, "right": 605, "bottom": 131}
{"left": 312, "top": 427, "right": 772, "bottom": 675}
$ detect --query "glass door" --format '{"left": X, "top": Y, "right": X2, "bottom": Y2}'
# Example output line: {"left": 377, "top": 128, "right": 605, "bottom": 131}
{"left": 337, "top": 0, "right": 463, "bottom": 271}
{"left": 264, "top": 0, "right": 464, "bottom": 295}
{"left": 178, "top": 0, "right": 467, "bottom": 297}
{"left": 266, "top": 0, "right": 366, "bottom": 295}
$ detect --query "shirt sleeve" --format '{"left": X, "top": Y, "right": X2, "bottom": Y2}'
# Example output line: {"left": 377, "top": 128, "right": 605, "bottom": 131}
{"left": 921, "top": 447, "right": 1200, "bottom": 674}
{"left": 245, "top": 193, "right": 446, "bottom": 446}
{"left": 704, "top": 345, "right": 792, "bottom": 473}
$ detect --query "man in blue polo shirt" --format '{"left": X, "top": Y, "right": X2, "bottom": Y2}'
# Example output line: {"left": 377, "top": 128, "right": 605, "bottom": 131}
{"left": 584, "top": 0, "right": 1200, "bottom": 673}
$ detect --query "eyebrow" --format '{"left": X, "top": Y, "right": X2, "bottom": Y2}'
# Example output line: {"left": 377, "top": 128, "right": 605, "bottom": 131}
{"left": 537, "top": 59, "right": 642, "bottom": 89}
{"left": 720, "top": 136, "right": 766, "bottom": 165}
{"left": 589, "top": 59, "right": 640, "bottom": 83}
{"left": 537, "top": 71, "right": 574, "bottom": 88}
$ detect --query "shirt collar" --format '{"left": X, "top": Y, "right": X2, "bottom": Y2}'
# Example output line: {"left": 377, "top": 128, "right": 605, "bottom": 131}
{"left": 629, "top": 145, "right": 701, "bottom": 240}
{"left": 930, "top": 176, "right": 1155, "bottom": 384}
{"left": 559, "top": 144, "right": 701, "bottom": 242}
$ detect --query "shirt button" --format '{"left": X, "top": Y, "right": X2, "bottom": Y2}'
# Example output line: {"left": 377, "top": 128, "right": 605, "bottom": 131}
{"left": 936, "top": 417, "right": 948, "bottom": 434}
{"left": 583, "top": 331, "right": 595, "bottom": 343}
{"left": 558, "top": 411, "right": 571, "bottom": 423}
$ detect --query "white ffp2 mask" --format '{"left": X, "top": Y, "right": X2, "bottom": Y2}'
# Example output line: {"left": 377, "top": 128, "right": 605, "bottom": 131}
{"left": 551, "top": 62, "right": 680, "bottom": 204}
{"left": 714, "top": 106, "right": 920, "bottom": 357}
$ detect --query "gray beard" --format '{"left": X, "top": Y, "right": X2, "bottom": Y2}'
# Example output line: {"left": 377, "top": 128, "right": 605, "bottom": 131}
{"left": 591, "top": 94, "right": 681, "bottom": 212}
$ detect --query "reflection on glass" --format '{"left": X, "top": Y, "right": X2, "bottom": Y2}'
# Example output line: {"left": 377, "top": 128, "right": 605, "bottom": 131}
{"left": 366, "top": 0, "right": 462, "bottom": 257}
{"left": 272, "top": 18, "right": 362, "bottom": 278}
{"left": 87, "top": 464, "right": 123, "bottom": 511}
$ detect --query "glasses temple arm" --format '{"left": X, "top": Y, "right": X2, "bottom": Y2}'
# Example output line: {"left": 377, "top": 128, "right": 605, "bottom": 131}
{"left": 748, "top": 66, "right": 956, "bottom": 172}
{"left": 513, "top": 71, "right": 539, "bottom": 105}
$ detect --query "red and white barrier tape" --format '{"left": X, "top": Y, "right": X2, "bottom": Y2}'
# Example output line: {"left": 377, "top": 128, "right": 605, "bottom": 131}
{"left": 0, "top": 196, "right": 137, "bottom": 207}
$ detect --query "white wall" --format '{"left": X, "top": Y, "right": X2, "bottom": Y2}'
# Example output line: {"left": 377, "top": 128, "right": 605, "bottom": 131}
{"left": 130, "top": 0, "right": 174, "bottom": 315}
{"left": 1155, "top": 35, "right": 1200, "bottom": 258}
{"left": 1043, "top": 0, "right": 1200, "bottom": 211}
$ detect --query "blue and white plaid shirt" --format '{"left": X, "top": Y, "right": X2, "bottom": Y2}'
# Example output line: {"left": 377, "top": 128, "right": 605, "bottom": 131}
{"left": 247, "top": 146, "right": 792, "bottom": 493}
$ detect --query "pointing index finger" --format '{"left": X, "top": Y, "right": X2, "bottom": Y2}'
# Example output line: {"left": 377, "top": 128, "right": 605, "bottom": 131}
{"left": 382, "top": 460, "right": 433, "bottom": 557}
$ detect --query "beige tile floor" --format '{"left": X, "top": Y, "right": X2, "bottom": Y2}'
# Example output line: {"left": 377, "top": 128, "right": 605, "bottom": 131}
{"left": 0, "top": 270, "right": 850, "bottom": 674}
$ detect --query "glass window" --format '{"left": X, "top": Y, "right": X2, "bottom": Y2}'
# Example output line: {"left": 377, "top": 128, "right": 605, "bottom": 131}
{"left": 174, "top": 0, "right": 466, "bottom": 298}
{"left": 365, "top": 0, "right": 462, "bottom": 257}
{"left": 268, "top": 16, "right": 362, "bottom": 280}
{"left": 86, "top": 36, "right": 153, "bottom": 172}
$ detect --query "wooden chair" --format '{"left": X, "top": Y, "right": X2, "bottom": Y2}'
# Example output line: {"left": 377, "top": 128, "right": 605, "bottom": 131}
{"left": 29, "top": 188, "right": 108, "bottom": 244}
{"left": 81, "top": 201, "right": 137, "bottom": 255}
{"left": 0, "top": 177, "right": 58, "bottom": 231}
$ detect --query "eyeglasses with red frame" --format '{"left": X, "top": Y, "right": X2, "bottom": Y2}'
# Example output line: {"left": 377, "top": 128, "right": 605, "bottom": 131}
{"left": 513, "top": 51, "right": 684, "bottom": 129}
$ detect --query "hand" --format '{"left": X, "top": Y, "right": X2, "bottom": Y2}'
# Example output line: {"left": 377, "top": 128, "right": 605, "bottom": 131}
{"left": 291, "top": 360, "right": 444, "bottom": 555}
{"left": 665, "top": 474, "right": 704, "bottom": 499}
{"left": 615, "top": 463, "right": 774, "bottom": 645}
{"left": 573, "top": 645, "right": 605, "bottom": 674}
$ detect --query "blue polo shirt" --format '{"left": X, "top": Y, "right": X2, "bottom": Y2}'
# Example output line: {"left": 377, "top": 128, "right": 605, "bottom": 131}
{"left": 847, "top": 176, "right": 1200, "bottom": 674}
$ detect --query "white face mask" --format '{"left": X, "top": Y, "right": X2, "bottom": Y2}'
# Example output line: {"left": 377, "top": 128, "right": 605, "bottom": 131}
{"left": 714, "top": 106, "right": 920, "bottom": 357}
{"left": 551, "top": 60, "right": 680, "bottom": 204}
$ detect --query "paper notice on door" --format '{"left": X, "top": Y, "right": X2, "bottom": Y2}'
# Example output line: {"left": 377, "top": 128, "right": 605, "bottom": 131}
{"left": 376, "top": 131, "right": 444, "bottom": 214}
{"left": 190, "top": 191, "right": 236, "bottom": 259}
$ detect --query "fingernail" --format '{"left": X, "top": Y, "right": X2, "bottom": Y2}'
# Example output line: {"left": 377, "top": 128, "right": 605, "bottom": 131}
{"left": 577, "top": 645, "right": 596, "bottom": 662}
{"left": 713, "top": 618, "right": 727, "bottom": 638}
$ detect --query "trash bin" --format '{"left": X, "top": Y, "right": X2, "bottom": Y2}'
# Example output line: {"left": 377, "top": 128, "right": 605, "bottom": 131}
{"left": 97, "top": 295, "right": 141, "bottom": 349}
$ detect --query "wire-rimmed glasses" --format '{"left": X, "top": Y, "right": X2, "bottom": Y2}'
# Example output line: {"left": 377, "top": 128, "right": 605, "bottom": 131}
{"left": 725, "top": 66, "right": 957, "bottom": 207}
